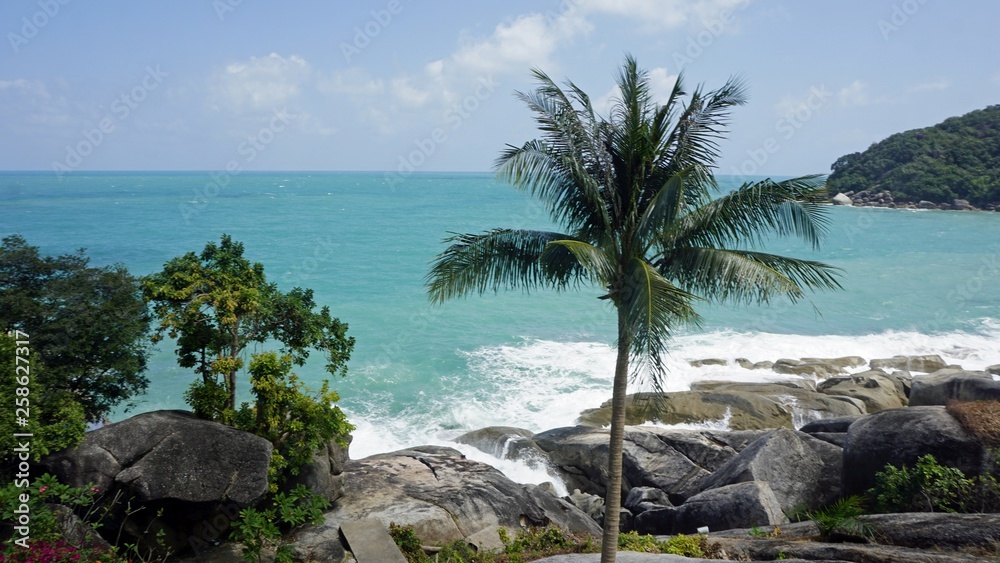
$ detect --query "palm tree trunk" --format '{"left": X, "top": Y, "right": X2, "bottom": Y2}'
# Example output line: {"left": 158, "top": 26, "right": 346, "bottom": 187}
{"left": 600, "top": 309, "right": 631, "bottom": 563}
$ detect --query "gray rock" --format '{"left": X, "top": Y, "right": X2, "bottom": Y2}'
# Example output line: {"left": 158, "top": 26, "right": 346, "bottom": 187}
{"left": 688, "top": 358, "right": 727, "bottom": 367}
{"left": 694, "top": 428, "right": 843, "bottom": 513}
{"left": 842, "top": 406, "right": 988, "bottom": 496}
{"left": 910, "top": 369, "right": 1000, "bottom": 406}
{"left": 710, "top": 536, "right": 986, "bottom": 562}
{"left": 636, "top": 481, "right": 785, "bottom": 535}
{"left": 454, "top": 426, "right": 549, "bottom": 464}
{"left": 735, "top": 357, "right": 755, "bottom": 369}
{"left": 808, "top": 432, "right": 848, "bottom": 448}
{"left": 691, "top": 381, "right": 867, "bottom": 423}
{"left": 567, "top": 489, "right": 605, "bottom": 521}
{"left": 41, "top": 410, "right": 272, "bottom": 555}
{"left": 918, "top": 200, "right": 938, "bottom": 209}
{"left": 43, "top": 410, "right": 272, "bottom": 505}
{"left": 623, "top": 486, "right": 672, "bottom": 515}
{"left": 798, "top": 416, "right": 861, "bottom": 433}
{"left": 870, "top": 354, "right": 947, "bottom": 373}
{"left": 772, "top": 358, "right": 844, "bottom": 377}
{"left": 289, "top": 446, "right": 601, "bottom": 554}
{"left": 751, "top": 361, "right": 774, "bottom": 370}
{"left": 284, "top": 436, "right": 352, "bottom": 503}
{"left": 986, "top": 364, "right": 1000, "bottom": 376}
{"left": 952, "top": 199, "right": 975, "bottom": 211}
{"left": 577, "top": 391, "right": 793, "bottom": 430}
{"left": 832, "top": 192, "right": 853, "bottom": 205}
{"left": 800, "top": 356, "right": 867, "bottom": 369}
{"left": 532, "top": 426, "right": 717, "bottom": 499}
{"left": 863, "top": 512, "right": 1000, "bottom": 551}
{"left": 817, "top": 369, "right": 908, "bottom": 412}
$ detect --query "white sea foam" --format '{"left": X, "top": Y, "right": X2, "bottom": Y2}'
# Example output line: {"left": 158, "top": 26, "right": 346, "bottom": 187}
{"left": 345, "top": 321, "right": 1000, "bottom": 487}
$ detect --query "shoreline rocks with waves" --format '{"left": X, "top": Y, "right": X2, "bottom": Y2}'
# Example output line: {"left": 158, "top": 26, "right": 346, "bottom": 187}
{"left": 28, "top": 353, "right": 1000, "bottom": 561}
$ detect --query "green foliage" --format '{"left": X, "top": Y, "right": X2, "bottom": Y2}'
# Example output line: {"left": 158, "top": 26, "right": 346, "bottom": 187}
{"left": 806, "top": 496, "right": 874, "bottom": 541}
{"left": 388, "top": 525, "right": 711, "bottom": 563}
{"left": 142, "top": 234, "right": 354, "bottom": 418}
{"left": 0, "top": 473, "right": 172, "bottom": 562}
{"left": 615, "top": 531, "right": 706, "bottom": 557}
{"left": 0, "top": 334, "right": 86, "bottom": 467}
{"left": 230, "top": 484, "right": 329, "bottom": 563}
{"left": 828, "top": 104, "right": 1000, "bottom": 206}
{"left": 0, "top": 235, "right": 153, "bottom": 421}
{"left": 869, "top": 454, "right": 1000, "bottom": 513}
{"left": 231, "top": 352, "right": 354, "bottom": 489}
{"left": 389, "top": 523, "right": 428, "bottom": 563}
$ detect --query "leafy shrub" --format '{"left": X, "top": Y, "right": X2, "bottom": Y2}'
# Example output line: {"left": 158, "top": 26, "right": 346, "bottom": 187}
{"left": 229, "top": 352, "right": 354, "bottom": 489}
{"left": 806, "top": 496, "right": 874, "bottom": 541}
{"left": 870, "top": 454, "right": 973, "bottom": 513}
{"left": 230, "top": 484, "right": 329, "bottom": 563}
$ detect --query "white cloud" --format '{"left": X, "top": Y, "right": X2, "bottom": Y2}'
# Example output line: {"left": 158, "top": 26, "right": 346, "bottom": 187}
{"left": 451, "top": 12, "right": 590, "bottom": 76}
{"left": 575, "top": 0, "right": 749, "bottom": 31}
{"left": 906, "top": 78, "right": 950, "bottom": 93}
{"left": 317, "top": 69, "right": 384, "bottom": 97}
{"left": 390, "top": 77, "right": 430, "bottom": 107}
{"left": 0, "top": 78, "right": 73, "bottom": 127}
{"left": 838, "top": 80, "right": 871, "bottom": 107}
{"left": 209, "top": 52, "right": 310, "bottom": 113}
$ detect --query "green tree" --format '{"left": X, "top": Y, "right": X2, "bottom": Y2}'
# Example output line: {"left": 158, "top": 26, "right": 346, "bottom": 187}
{"left": 0, "top": 235, "right": 153, "bottom": 421}
{"left": 426, "top": 57, "right": 841, "bottom": 562}
{"left": 0, "top": 333, "right": 86, "bottom": 473}
{"left": 142, "top": 235, "right": 354, "bottom": 421}
{"left": 232, "top": 351, "right": 354, "bottom": 488}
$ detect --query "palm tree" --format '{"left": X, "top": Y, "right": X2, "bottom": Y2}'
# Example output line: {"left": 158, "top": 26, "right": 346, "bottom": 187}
{"left": 426, "top": 56, "right": 842, "bottom": 562}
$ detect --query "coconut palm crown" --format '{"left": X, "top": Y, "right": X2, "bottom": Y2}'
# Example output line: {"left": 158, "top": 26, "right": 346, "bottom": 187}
{"left": 426, "top": 55, "right": 842, "bottom": 561}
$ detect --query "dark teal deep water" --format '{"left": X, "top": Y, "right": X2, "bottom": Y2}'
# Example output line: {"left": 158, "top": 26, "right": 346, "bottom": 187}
{"left": 3, "top": 171, "right": 999, "bottom": 476}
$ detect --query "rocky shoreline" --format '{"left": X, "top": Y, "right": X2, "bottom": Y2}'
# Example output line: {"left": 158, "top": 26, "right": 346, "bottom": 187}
{"left": 24, "top": 354, "right": 1000, "bottom": 562}
{"left": 831, "top": 189, "right": 1000, "bottom": 211}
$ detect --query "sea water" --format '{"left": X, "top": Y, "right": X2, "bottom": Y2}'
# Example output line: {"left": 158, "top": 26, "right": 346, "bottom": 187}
{"left": 3, "top": 171, "right": 999, "bottom": 489}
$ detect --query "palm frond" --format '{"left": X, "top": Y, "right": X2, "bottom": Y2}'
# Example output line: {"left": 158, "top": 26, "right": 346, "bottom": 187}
{"left": 666, "top": 175, "right": 832, "bottom": 251}
{"left": 659, "top": 247, "right": 843, "bottom": 305}
{"left": 661, "top": 75, "right": 748, "bottom": 173}
{"left": 543, "top": 240, "right": 616, "bottom": 286}
{"left": 496, "top": 140, "right": 611, "bottom": 238}
{"left": 619, "top": 257, "right": 701, "bottom": 387}
{"left": 426, "top": 229, "right": 582, "bottom": 304}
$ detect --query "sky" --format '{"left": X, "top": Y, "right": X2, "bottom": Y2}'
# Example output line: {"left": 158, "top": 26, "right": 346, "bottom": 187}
{"left": 1, "top": 0, "right": 998, "bottom": 177}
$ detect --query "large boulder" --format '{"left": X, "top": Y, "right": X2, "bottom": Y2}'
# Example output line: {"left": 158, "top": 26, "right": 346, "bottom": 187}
{"left": 454, "top": 426, "right": 550, "bottom": 464}
{"left": 771, "top": 358, "right": 844, "bottom": 377}
{"left": 817, "top": 369, "right": 908, "bottom": 412}
{"left": 532, "top": 426, "right": 761, "bottom": 501}
{"left": 578, "top": 391, "right": 793, "bottom": 430}
{"left": 691, "top": 381, "right": 867, "bottom": 425}
{"left": 800, "top": 356, "right": 867, "bottom": 369}
{"left": 842, "top": 406, "right": 989, "bottom": 496}
{"left": 693, "top": 428, "right": 842, "bottom": 513}
{"left": 40, "top": 410, "right": 272, "bottom": 555}
{"left": 870, "top": 354, "right": 948, "bottom": 373}
{"left": 910, "top": 369, "right": 1000, "bottom": 406}
{"left": 289, "top": 446, "right": 600, "bottom": 556}
{"left": 634, "top": 482, "right": 785, "bottom": 535}
{"left": 284, "top": 436, "right": 351, "bottom": 503}
{"left": 831, "top": 192, "right": 853, "bottom": 205}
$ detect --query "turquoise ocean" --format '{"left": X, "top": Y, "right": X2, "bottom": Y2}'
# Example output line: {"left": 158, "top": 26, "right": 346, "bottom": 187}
{"left": 3, "top": 171, "right": 999, "bottom": 490}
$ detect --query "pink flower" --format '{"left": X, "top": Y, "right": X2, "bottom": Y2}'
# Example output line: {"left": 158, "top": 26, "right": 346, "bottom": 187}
{"left": 90, "top": 486, "right": 100, "bottom": 493}
{"left": 38, "top": 485, "right": 48, "bottom": 493}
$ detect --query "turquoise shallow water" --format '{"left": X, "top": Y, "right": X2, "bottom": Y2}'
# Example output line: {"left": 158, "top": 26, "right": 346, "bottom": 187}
{"left": 3, "top": 171, "right": 999, "bottom": 470}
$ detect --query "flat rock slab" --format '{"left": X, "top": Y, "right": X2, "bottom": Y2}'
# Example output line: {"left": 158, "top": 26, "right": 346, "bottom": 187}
{"left": 340, "top": 518, "right": 407, "bottom": 563}
{"left": 533, "top": 554, "right": 818, "bottom": 562}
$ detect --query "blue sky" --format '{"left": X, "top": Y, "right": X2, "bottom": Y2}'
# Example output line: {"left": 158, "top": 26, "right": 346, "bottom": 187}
{"left": 2, "top": 0, "right": 998, "bottom": 176}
